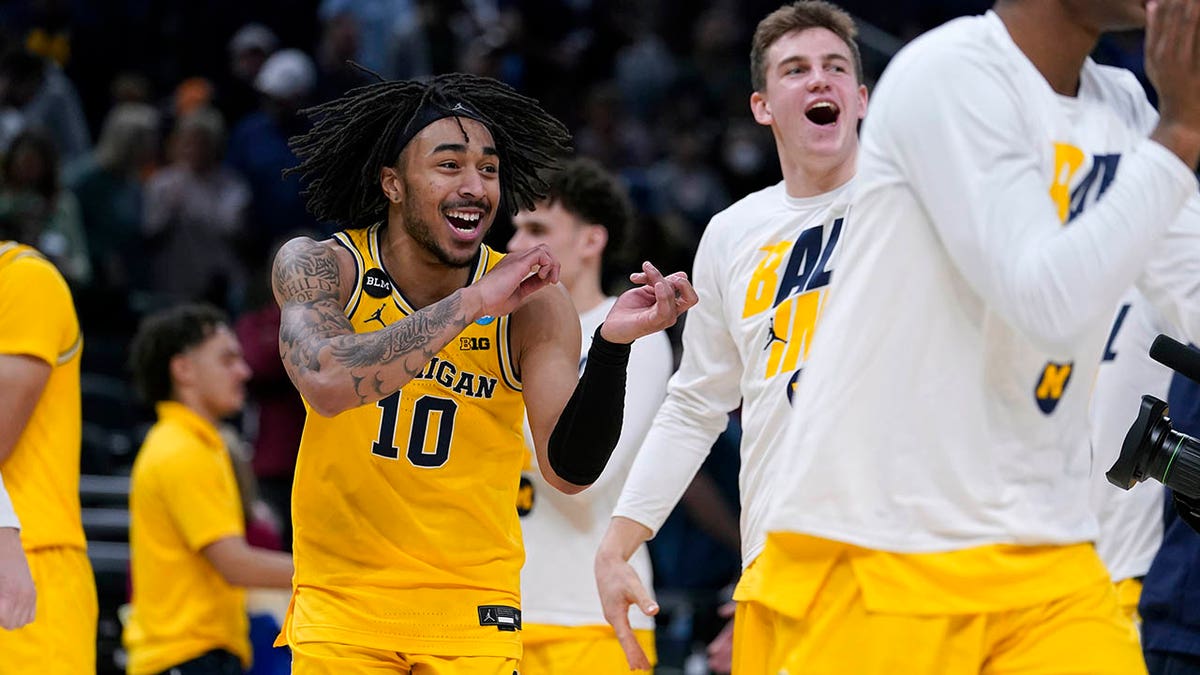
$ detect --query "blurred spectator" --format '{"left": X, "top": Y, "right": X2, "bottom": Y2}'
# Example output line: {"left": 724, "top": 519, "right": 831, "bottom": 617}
{"left": 318, "top": 0, "right": 431, "bottom": 80}
{"left": 574, "top": 83, "right": 656, "bottom": 170}
{"left": 314, "top": 12, "right": 372, "bottom": 102}
{"left": 110, "top": 72, "right": 152, "bottom": 106}
{"left": 225, "top": 23, "right": 279, "bottom": 124}
{"left": 612, "top": 5, "right": 678, "bottom": 121}
{"left": 227, "top": 48, "right": 322, "bottom": 260}
{"left": 68, "top": 102, "right": 160, "bottom": 293}
{"left": 22, "top": 0, "right": 72, "bottom": 67}
{"left": 0, "top": 129, "right": 89, "bottom": 284}
{"left": 648, "top": 126, "right": 731, "bottom": 237}
{"left": 172, "top": 77, "right": 215, "bottom": 120}
{"left": 143, "top": 106, "right": 251, "bottom": 308}
{"left": 0, "top": 47, "right": 91, "bottom": 167}
{"left": 233, "top": 238, "right": 309, "bottom": 552}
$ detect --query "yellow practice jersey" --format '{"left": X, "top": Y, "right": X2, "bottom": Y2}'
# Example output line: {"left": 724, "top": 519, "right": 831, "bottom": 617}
{"left": 0, "top": 241, "right": 84, "bottom": 551}
{"left": 124, "top": 402, "right": 249, "bottom": 675}
{"left": 285, "top": 225, "right": 527, "bottom": 659}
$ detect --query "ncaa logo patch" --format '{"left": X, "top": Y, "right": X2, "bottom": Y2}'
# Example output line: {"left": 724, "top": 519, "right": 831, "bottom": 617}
{"left": 475, "top": 315, "right": 496, "bottom": 326}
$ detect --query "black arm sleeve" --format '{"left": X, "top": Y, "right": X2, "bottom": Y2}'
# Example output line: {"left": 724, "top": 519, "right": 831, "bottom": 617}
{"left": 547, "top": 324, "right": 632, "bottom": 486}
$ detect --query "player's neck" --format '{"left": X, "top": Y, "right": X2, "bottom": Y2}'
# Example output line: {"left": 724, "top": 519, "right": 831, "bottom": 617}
{"left": 779, "top": 147, "right": 856, "bottom": 199}
{"left": 994, "top": 2, "right": 1098, "bottom": 97}
{"left": 568, "top": 274, "right": 607, "bottom": 316}
{"left": 171, "top": 392, "right": 220, "bottom": 428}
{"left": 379, "top": 224, "right": 473, "bottom": 310}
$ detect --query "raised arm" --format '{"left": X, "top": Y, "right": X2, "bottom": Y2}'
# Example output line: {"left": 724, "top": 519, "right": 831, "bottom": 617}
{"left": 519, "top": 261, "right": 697, "bottom": 494}
{"left": 273, "top": 237, "right": 559, "bottom": 416}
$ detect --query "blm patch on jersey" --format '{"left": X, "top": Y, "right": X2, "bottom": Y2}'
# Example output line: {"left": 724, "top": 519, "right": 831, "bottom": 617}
{"left": 477, "top": 605, "right": 522, "bottom": 632}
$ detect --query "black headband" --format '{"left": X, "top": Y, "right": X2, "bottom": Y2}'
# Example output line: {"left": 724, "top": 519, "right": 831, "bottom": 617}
{"left": 391, "top": 97, "right": 489, "bottom": 160}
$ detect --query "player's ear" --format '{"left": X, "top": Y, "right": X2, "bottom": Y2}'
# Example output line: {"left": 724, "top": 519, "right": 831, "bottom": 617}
{"left": 380, "top": 165, "right": 405, "bottom": 204}
{"left": 582, "top": 224, "right": 608, "bottom": 257}
{"left": 169, "top": 353, "right": 194, "bottom": 390}
{"left": 750, "top": 90, "right": 772, "bottom": 126}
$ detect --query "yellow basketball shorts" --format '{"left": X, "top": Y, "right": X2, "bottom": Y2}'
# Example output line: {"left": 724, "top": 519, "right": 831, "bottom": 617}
{"left": 520, "top": 625, "right": 655, "bottom": 675}
{"left": 292, "top": 641, "right": 520, "bottom": 675}
{"left": 1114, "top": 576, "right": 1144, "bottom": 629}
{"left": 738, "top": 554, "right": 1146, "bottom": 675}
{"left": 0, "top": 546, "right": 98, "bottom": 675}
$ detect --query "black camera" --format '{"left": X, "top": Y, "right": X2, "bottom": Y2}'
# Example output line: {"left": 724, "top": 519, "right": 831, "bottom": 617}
{"left": 1106, "top": 335, "right": 1200, "bottom": 532}
{"left": 1106, "top": 394, "right": 1200, "bottom": 499}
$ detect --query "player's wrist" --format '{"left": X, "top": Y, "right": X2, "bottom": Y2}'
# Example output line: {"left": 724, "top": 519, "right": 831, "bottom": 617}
{"left": 1151, "top": 119, "right": 1200, "bottom": 171}
{"left": 457, "top": 287, "right": 486, "bottom": 323}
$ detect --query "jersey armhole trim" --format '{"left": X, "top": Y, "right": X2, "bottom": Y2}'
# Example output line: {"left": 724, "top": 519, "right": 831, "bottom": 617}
{"left": 332, "top": 231, "right": 365, "bottom": 320}
{"left": 497, "top": 314, "right": 522, "bottom": 391}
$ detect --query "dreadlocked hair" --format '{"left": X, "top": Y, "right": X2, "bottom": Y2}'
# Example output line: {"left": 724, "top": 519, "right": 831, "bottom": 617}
{"left": 285, "top": 73, "right": 573, "bottom": 229}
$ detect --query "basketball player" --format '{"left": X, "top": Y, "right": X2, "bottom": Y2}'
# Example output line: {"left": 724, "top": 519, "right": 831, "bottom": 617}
{"left": 271, "top": 73, "right": 696, "bottom": 674}
{"left": 755, "top": 0, "right": 1200, "bottom": 673}
{"left": 124, "top": 304, "right": 294, "bottom": 675}
{"left": 508, "top": 158, "right": 673, "bottom": 674}
{"left": 0, "top": 474, "right": 34, "bottom": 630}
{"left": 594, "top": 2, "right": 866, "bottom": 671}
{"left": 0, "top": 232, "right": 96, "bottom": 672}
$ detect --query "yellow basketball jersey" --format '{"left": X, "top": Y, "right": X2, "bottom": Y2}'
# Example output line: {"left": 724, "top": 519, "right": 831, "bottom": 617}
{"left": 285, "top": 225, "right": 527, "bottom": 659}
{"left": 0, "top": 241, "right": 85, "bottom": 552}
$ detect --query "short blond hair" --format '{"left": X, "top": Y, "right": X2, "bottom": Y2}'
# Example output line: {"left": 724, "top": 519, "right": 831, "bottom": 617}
{"left": 750, "top": 1, "right": 862, "bottom": 91}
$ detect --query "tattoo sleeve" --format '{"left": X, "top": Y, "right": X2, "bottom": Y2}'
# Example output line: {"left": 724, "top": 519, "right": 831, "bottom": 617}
{"left": 272, "top": 238, "right": 476, "bottom": 410}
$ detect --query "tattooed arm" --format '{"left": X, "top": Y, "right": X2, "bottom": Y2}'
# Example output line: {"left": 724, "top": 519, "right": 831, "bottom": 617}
{"left": 272, "top": 237, "right": 561, "bottom": 416}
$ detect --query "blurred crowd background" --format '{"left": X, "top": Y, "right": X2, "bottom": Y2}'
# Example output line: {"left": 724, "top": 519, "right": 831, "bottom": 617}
{"left": 0, "top": 1, "right": 1156, "bottom": 673}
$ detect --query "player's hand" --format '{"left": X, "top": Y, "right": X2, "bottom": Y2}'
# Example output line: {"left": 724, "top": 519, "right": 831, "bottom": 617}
{"left": 0, "top": 528, "right": 35, "bottom": 630}
{"left": 595, "top": 546, "right": 658, "bottom": 670}
{"left": 467, "top": 244, "right": 560, "bottom": 319}
{"left": 1146, "top": 0, "right": 1200, "bottom": 167}
{"left": 599, "top": 262, "right": 698, "bottom": 344}
{"left": 706, "top": 601, "right": 736, "bottom": 673}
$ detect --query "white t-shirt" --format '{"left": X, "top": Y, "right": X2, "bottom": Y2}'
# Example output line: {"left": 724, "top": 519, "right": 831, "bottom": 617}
{"left": 1090, "top": 290, "right": 1177, "bottom": 582}
{"left": 614, "top": 179, "right": 853, "bottom": 567}
{"left": 0, "top": 472, "right": 18, "bottom": 530}
{"left": 519, "top": 297, "right": 673, "bottom": 629}
{"left": 766, "top": 11, "right": 1200, "bottom": 553}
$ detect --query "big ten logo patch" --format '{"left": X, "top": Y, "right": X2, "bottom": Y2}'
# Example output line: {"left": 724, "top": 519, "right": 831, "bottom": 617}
{"left": 460, "top": 336, "right": 491, "bottom": 351}
{"left": 744, "top": 218, "right": 842, "bottom": 381}
{"left": 516, "top": 475, "right": 535, "bottom": 517}
{"left": 1034, "top": 361, "right": 1073, "bottom": 414}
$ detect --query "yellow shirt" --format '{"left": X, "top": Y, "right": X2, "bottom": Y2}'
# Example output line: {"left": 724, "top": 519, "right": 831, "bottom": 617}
{"left": 124, "top": 402, "right": 249, "bottom": 675}
{"left": 283, "top": 226, "right": 528, "bottom": 658}
{"left": 741, "top": 532, "right": 1110, "bottom": 616}
{"left": 0, "top": 241, "right": 84, "bottom": 552}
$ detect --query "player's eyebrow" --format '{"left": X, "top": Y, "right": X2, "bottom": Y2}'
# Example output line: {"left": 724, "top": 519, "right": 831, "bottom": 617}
{"left": 430, "top": 143, "right": 499, "bottom": 156}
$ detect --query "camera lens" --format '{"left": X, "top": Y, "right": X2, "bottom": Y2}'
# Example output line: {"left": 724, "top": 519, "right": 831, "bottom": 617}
{"left": 1107, "top": 395, "right": 1200, "bottom": 499}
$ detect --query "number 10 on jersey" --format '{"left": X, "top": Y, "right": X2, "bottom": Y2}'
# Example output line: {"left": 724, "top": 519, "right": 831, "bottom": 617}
{"left": 371, "top": 392, "right": 459, "bottom": 468}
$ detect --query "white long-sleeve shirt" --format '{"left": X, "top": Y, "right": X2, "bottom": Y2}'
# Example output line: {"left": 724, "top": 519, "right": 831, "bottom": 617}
{"left": 0, "top": 472, "right": 18, "bottom": 530}
{"left": 1090, "top": 291, "right": 1176, "bottom": 582}
{"left": 766, "top": 11, "right": 1200, "bottom": 553}
{"left": 614, "top": 179, "right": 853, "bottom": 567}
{"left": 519, "top": 297, "right": 672, "bottom": 629}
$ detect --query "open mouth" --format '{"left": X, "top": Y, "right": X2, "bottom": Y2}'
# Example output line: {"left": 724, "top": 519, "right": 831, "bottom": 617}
{"left": 805, "top": 101, "right": 840, "bottom": 126}
{"left": 444, "top": 208, "right": 483, "bottom": 236}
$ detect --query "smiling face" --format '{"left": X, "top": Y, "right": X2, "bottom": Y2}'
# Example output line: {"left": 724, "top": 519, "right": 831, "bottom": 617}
{"left": 383, "top": 116, "right": 501, "bottom": 268}
{"left": 750, "top": 27, "right": 867, "bottom": 166}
